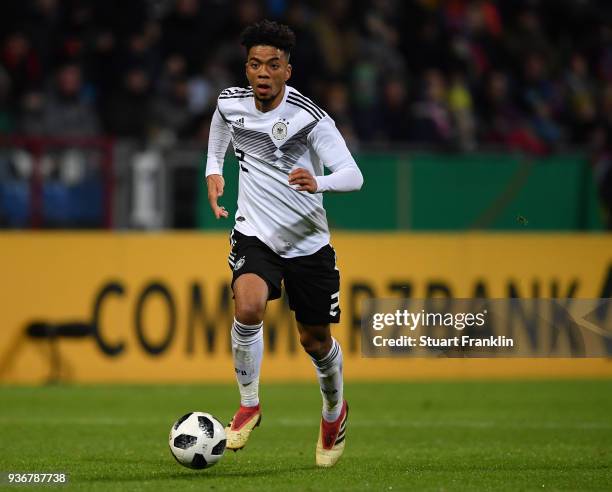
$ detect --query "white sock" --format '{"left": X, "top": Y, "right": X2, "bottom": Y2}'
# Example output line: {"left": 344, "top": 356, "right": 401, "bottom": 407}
{"left": 310, "top": 338, "right": 344, "bottom": 422}
{"left": 231, "top": 318, "right": 263, "bottom": 407}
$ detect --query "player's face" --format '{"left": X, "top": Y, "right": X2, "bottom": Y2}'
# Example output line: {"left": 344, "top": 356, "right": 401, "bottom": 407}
{"left": 246, "top": 45, "right": 291, "bottom": 107}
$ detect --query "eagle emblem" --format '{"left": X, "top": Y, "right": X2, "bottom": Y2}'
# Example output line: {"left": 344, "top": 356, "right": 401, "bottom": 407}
{"left": 272, "top": 121, "right": 288, "bottom": 140}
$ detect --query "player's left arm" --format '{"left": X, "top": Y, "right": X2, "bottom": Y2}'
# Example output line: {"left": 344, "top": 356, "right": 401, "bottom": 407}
{"left": 288, "top": 117, "right": 363, "bottom": 193}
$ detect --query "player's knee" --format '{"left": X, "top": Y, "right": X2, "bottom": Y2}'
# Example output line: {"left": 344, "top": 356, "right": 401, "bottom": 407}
{"left": 299, "top": 332, "right": 318, "bottom": 355}
{"left": 299, "top": 331, "right": 330, "bottom": 358}
{"left": 235, "top": 302, "right": 265, "bottom": 325}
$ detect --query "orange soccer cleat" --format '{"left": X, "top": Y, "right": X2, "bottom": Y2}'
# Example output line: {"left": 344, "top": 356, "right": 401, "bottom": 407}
{"left": 225, "top": 404, "right": 262, "bottom": 451}
{"left": 316, "top": 400, "right": 348, "bottom": 467}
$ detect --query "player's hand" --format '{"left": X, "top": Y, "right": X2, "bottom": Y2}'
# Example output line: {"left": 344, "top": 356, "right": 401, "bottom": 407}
{"left": 206, "top": 174, "right": 229, "bottom": 219}
{"left": 288, "top": 168, "right": 318, "bottom": 193}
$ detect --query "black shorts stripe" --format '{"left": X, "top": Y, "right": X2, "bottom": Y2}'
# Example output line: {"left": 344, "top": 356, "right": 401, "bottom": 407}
{"left": 288, "top": 93, "right": 325, "bottom": 118}
{"left": 287, "top": 99, "right": 321, "bottom": 122}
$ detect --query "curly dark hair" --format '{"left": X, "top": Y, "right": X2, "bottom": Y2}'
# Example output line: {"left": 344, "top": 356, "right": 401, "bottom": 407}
{"left": 240, "top": 20, "right": 296, "bottom": 57}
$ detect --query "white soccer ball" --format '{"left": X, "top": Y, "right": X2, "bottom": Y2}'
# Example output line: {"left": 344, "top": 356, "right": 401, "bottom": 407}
{"left": 169, "top": 412, "right": 227, "bottom": 469}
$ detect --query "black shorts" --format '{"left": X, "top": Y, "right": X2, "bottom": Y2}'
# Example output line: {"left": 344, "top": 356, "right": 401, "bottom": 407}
{"left": 228, "top": 229, "right": 341, "bottom": 325}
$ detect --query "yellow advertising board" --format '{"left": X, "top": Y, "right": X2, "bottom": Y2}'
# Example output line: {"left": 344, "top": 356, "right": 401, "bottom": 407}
{"left": 0, "top": 233, "right": 611, "bottom": 383}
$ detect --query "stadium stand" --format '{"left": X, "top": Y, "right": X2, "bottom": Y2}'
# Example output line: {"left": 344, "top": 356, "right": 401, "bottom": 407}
{"left": 0, "top": 0, "right": 611, "bottom": 228}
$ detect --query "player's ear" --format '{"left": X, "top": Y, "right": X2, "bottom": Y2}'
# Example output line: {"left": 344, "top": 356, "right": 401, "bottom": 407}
{"left": 285, "top": 63, "right": 292, "bottom": 82}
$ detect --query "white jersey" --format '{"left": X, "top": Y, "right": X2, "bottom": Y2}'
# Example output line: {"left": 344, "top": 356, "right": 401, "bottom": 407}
{"left": 206, "top": 85, "right": 362, "bottom": 258}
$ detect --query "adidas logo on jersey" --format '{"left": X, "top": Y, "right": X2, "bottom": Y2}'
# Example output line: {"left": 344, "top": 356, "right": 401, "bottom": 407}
{"left": 234, "top": 117, "right": 245, "bottom": 127}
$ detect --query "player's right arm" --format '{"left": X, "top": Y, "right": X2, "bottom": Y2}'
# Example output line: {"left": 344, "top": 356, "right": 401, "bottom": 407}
{"left": 206, "top": 107, "right": 231, "bottom": 219}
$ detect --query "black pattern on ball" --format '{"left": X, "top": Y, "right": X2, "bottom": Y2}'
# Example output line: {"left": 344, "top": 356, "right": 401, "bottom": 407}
{"left": 198, "top": 416, "right": 214, "bottom": 438}
{"left": 173, "top": 434, "right": 197, "bottom": 449}
{"left": 211, "top": 439, "right": 226, "bottom": 456}
{"left": 191, "top": 453, "right": 208, "bottom": 469}
{"left": 173, "top": 413, "right": 192, "bottom": 430}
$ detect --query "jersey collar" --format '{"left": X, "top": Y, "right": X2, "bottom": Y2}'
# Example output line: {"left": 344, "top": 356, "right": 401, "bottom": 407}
{"left": 252, "top": 84, "right": 289, "bottom": 116}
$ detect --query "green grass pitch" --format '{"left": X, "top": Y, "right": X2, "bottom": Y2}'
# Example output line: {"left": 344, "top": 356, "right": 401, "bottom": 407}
{"left": 1, "top": 380, "right": 611, "bottom": 491}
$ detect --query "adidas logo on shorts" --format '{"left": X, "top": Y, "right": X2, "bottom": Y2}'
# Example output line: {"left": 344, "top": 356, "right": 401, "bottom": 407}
{"left": 234, "top": 257, "right": 246, "bottom": 271}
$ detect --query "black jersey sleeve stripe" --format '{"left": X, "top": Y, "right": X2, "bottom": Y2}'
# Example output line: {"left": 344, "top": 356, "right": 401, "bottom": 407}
{"left": 287, "top": 93, "right": 325, "bottom": 119}
{"left": 220, "top": 87, "right": 252, "bottom": 95}
{"left": 220, "top": 91, "right": 253, "bottom": 96}
{"left": 286, "top": 99, "right": 321, "bottom": 122}
{"left": 287, "top": 97, "right": 324, "bottom": 120}
{"left": 222, "top": 89, "right": 253, "bottom": 94}
{"left": 287, "top": 94, "right": 324, "bottom": 119}
{"left": 221, "top": 89, "right": 253, "bottom": 93}
{"left": 292, "top": 92, "right": 326, "bottom": 116}
{"left": 219, "top": 90, "right": 253, "bottom": 99}
{"left": 218, "top": 94, "right": 254, "bottom": 100}
{"left": 286, "top": 99, "right": 320, "bottom": 121}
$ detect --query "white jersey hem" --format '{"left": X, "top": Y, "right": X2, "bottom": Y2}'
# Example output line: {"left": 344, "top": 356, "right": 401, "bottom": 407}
{"left": 233, "top": 222, "right": 330, "bottom": 259}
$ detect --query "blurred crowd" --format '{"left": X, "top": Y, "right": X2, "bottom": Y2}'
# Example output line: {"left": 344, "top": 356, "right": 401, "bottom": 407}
{"left": 0, "top": 0, "right": 612, "bottom": 158}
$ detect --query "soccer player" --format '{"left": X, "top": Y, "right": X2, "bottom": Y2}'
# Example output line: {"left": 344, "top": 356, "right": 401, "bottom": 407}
{"left": 205, "top": 20, "right": 363, "bottom": 467}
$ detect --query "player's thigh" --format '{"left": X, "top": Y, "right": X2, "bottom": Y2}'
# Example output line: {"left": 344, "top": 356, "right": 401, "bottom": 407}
{"left": 233, "top": 273, "right": 269, "bottom": 318}
{"left": 228, "top": 229, "right": 284, "bottom": 323}
{"left": 284, "top": 244, "right": 341, "bottom": 326}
